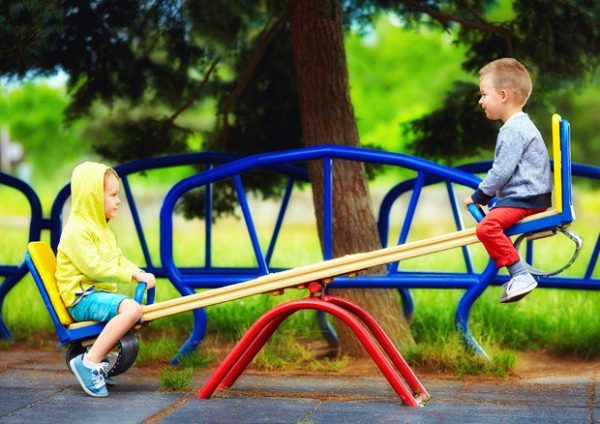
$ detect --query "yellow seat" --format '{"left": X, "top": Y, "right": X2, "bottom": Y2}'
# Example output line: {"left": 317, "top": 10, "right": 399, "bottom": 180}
{"left": 27, "top": 241, "right": 97, "bottom": 329}
{"left": 27, "top": 241, "right": 75, "bottom": 326}
{"left": 26, "top": 242, "right": 119, "bottom": 330}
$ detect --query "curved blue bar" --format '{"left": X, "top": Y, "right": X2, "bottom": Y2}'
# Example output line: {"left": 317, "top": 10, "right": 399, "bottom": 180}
{"left": 397, "top": 289, "right": 415, "bottom": 322}
{"left": 0, "top": 173, "right": 43, "bottom": 339}
{"left": 0, "top": 172, "right": 43, "bottom": 243}
{"left": 160, "top": 145, "right": 483, "bottom": 287}
{"left": 0, "top": 263, "right": 29, "bottom": 338}
{"left": 455, "top": 260, "right": 498, "bottom": 359}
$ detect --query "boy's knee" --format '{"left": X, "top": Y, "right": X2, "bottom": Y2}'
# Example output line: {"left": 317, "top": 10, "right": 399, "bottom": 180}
{"left": 475, "top": 221, "right": 487, "bottom": 241}
{"left": 119, "top": 299, "right": 142, "bottom": 320}
{"left": 476, "top": 219, "right": 499, "bottom": 241}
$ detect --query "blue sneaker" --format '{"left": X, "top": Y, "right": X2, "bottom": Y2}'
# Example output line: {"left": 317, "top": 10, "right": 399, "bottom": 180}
{"left": 69, "top": 354, "right": 108, "bottom": 397}
{"left": 99, "top": 362, "right": 115, "bottom": 386}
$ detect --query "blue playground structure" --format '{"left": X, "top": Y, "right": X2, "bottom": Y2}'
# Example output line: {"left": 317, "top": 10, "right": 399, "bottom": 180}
{"left": 1, "top": 114, "right": 599, "bottom": 364}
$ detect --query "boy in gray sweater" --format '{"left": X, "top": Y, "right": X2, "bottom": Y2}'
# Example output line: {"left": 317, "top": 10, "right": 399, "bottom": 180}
{"left": 464, "top": 58, "right": 552, "bottom": 303}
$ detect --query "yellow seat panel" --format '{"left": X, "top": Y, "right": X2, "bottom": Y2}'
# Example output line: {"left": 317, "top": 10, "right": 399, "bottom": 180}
{"left": 27, "top": 242, "right": 74, "bottom": 326}
{"left": 552, "top": 113, "right": 562, "bottom": 213}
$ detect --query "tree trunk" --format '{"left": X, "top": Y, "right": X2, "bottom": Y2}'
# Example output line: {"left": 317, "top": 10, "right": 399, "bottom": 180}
{"left": 288, "top": 0, "right": 414, "bottom": 357}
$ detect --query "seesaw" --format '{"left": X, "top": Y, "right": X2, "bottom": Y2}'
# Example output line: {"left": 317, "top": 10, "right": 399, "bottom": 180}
{"left": 26, "top": 225, "right": 485, "bottom": 406}
{"left": 25, "top": 207, "right": 577, "bottom": 406}
{"left": 25, "top": 224, "right": 483, "bottom": 406}
{"left": 24, "top": 114, "right": 580, "bottom": 406}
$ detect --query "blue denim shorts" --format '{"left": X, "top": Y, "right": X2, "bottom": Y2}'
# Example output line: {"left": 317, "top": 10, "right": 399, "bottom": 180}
{"left": 68, "top": 291, "right": 129, "bottom": 322}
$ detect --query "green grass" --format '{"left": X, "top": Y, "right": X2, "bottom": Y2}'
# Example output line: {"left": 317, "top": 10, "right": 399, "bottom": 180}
{"left": 403, "top": 335, "right": 516, "bottom": 377}
{"left": 1, "top": 184, "right": 599, "bottom": 377}
{"left": 251, "top": 331, "right": 348, "bottom": 372}
{"left": 160, "top": 366, "right": 195, "bottom": 391}
{"left": 136, "top": 332, "right": 215, "bottom": 368}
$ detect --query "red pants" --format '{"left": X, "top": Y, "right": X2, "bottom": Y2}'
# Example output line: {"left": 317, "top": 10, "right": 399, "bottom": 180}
{"left": 475, "top": 207, "right": 547, "bottom": 268}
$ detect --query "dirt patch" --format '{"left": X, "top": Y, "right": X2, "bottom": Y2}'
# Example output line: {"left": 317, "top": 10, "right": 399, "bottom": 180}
{"left": 3, "top": 340, "right": 600, "bottom": 381}
{"left": 240, "top": 349, "right": 600, "bottom": 381}
{"left": 515, "top": 350, "right": 600, "bottom": 378}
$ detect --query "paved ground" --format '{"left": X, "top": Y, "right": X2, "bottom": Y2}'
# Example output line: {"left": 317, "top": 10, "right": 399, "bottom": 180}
{"left": 1, "top": 349, "right": 599, "bottom": 423}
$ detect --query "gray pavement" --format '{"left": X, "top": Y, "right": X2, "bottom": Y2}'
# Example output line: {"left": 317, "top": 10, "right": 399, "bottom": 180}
{"left": 1, "top": 349, "right": 599, "bottom": 423}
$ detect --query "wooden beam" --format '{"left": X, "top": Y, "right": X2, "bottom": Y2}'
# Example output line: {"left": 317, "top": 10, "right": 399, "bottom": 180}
{"left": 142, "top": 227, "right": 480, "bottom": 322}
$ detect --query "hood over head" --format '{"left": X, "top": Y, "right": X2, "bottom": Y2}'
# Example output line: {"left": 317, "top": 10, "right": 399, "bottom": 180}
{"left": 70, "top": 161, "right": 115, "bottom": 227}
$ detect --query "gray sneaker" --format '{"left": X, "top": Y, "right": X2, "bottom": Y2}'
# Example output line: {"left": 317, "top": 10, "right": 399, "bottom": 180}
{"left": 499, "top": 274, "right": 537, "bottom": 303}
{"left": 69, "top": 354, "right": 108, "bottom": 397}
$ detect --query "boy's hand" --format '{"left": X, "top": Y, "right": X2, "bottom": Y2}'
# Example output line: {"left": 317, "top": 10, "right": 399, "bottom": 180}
{"left": 133, "top": 271, "right": 156, "bottom": 289}
{"left": 463, "top": 195, "right": 475, "bottom": 209}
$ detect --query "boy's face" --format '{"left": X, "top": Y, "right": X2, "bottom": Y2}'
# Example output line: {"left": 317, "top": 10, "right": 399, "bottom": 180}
{"left": 478, "top": 75, "right": 506, "bottom": 120}
{"left": 104, "top": 173, "right": 122, "bottom": 221}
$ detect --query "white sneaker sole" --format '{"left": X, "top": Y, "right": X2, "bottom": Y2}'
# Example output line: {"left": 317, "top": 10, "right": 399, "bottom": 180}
{"left": 499, "top": 281, "right": 538, "bottom": 303}
{"left": 69, "top": 357, "right": 108, "bottom": 398}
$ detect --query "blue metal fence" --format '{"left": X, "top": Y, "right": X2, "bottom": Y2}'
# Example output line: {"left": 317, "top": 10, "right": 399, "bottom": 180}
{"left": 1, "top": 144, "right": 598, "bottom": 361}
{"left": 0, "top": 172, "right": 43, "bottom": 338}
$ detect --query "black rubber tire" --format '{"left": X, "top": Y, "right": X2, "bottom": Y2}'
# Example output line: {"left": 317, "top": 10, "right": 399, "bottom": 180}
{"left": 65, "top": 341, "right": 87, "bottom": 371}
{"left": 106, "top": 332, "right": 139, "bottom": 377}
{"left": 63, "top": 332, "right": 139, "bottom": 377}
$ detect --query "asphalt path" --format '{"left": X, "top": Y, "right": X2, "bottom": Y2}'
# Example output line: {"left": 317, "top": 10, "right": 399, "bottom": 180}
{"left": 1, "top": 349, "right": 599, "bottom": 423}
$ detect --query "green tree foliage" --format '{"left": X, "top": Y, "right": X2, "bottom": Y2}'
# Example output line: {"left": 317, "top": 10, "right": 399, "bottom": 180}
{"left": 346, "top": 18, "right": 472, "bottom": 152}
{"left": 1, "top": 1, "right": 598, "bottom": 199}
{"left": 541, "top": 83, "right": 600, "bottom": 165}
{"left": 406, "top": 0, "right": 600, "bottom": 164}
{"left": 0, "top": 82, "right": 88, "bottom": 183}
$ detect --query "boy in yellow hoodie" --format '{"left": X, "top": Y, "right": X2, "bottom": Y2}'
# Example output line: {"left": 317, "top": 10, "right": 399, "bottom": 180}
{"left": 56, "top": 162, "right": 156, "bottom": 397}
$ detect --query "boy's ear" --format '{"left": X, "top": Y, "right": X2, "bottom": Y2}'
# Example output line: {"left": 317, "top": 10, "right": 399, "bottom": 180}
{"left": 500, "top": 89, "right": 509, "bottom": 102}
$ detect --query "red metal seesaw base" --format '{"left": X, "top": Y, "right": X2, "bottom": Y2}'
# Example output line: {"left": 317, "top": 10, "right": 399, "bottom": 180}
{"left": 197, "top": 293, "right": 429, "bottom": 407}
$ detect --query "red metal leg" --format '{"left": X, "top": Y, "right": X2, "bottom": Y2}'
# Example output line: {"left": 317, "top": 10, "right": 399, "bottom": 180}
{"left": 219, "top": 311, "right": 293, "bottom": 389}
{"left": 197, "top": 308, "right": 289, "bottom": 399}
{"left": 197, "top": 297, "right": 427, "bottom": 406}
{"left": 325, "top": 295, "right": 429, "bottom": 400}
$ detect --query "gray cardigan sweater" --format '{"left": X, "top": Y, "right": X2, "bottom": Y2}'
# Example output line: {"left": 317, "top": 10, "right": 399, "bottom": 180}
{"left": 472, "top": 112, "right": 553, "bottom": 209}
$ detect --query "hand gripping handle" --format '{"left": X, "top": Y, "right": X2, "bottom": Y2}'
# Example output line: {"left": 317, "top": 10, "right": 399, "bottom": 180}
{"left": 134, "top": 283, "right": 155, "bottom": 305}
{"left": 467, "top": 203, "right": 486, "bottom": 223}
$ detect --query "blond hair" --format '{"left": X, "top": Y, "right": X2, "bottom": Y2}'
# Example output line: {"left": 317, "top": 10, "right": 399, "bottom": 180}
{"left": 479, "top": 58, "right": 532, "bottom": 105}
{"left": 104, "top": 168, "right": 119, "bottom": 183}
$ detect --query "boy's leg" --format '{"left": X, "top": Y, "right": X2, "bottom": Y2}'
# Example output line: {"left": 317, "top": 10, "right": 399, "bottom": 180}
{"left": 475, "top": 207, "right": 545, "bottom": 302}
{"left": 475, "top": 207, "right": 531, "bottom": 267}
{"left": 68, "top": 293, "right": 141, "bottom": 396}
{"left": 86, "top": 298, "right": 142, "bottom": 363}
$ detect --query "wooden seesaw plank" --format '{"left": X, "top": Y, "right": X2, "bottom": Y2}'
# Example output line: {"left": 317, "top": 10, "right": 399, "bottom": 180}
{"left": 142, "top": 210, "right": 561, "bottom": 322}
{"left": 141, "top": 227, "right": 480, "bottom": 322}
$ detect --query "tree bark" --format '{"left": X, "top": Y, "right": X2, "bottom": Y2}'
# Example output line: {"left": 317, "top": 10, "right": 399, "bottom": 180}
{"left": 288, "top": 0, "right": 414, "bottom": 357}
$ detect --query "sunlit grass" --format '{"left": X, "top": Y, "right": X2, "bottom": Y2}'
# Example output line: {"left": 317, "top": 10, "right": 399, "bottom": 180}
{"left": 403, "top": 334, "right": 517, "bottom": 378}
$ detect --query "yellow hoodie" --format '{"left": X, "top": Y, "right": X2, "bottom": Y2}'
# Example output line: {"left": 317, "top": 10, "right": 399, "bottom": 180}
{"left": 55, "top": 162, "right": 140, "bottom": 307}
